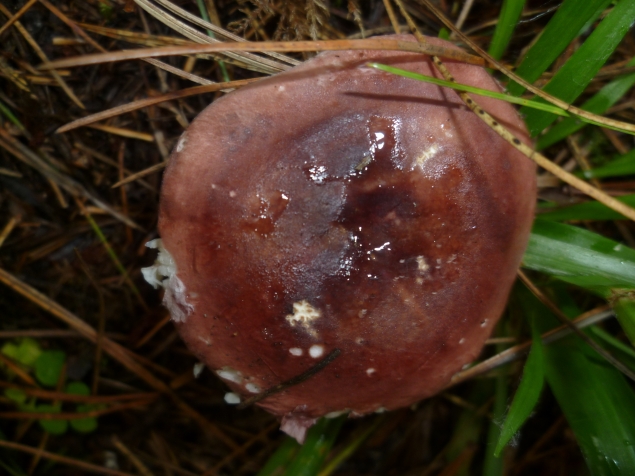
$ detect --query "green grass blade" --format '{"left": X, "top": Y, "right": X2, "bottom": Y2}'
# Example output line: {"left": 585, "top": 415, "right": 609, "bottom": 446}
{"left": 537, "top": 57, "right": 635, "bottom": 149}
{"left": 257, "top": 437, "right": 300, "bottom": 476}
{"left": 0, "top": 99, "right": 28, "bottom": 137}
{"left": 318, "top": 416, "right": 385, "bottom": 476}
{"left": 444, "top": 382, "right": 491, "bottom": 475}
{"left": 83, "top": 212, "right": 144, "bottom": 303}
{"left": 283, "top": 416, "right": 345, "bottom": 476}
{"left": 538, "top": 194, "right": 635, "bottom": 222}
{"left": 520, "top": 0, "right": 635, "bottom": 136}
{"left": 0, "top": 460, "right": 26, "bottom": 476}
{"left": 494, "top": 329, "right": 545, "bottom": 457}
{"left": 483, "top": 353, "right": 507, "bottom": 476}
{"left": 614, "top": 297, "right": 635, "bottom": 346}
{"left": 368, "top": 63, "right": 570, "bottom": 116}
{"left": 591, "top": 327, "right": 635, "bottom": 370}
{"left": 368, "top": 63, "right": 635, "bottom": 136}
{"left": 520, "top": 286, "right": 635, "bottom": 476}
{"left": 506, "top": 0, "right": 611, "bottom": 96}
{"left": 578, "top": 149, "right": 635, "bottom": 180}
{"left": 195, "top": 0, "right": 231, "bottom": 82}
{"left": 488, "top": 0, "right": 526, "bottom": 61}
{"left": 523, "top": 220, "right": 635, "bottom": 289}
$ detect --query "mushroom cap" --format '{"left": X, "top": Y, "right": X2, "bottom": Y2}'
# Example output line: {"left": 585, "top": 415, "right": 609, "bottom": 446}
{"left": 155, "top": 35, "right": 535, "bottom": 440}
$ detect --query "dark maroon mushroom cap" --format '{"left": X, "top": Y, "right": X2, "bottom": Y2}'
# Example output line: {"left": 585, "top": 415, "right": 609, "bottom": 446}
{"left": 148, "top": 34, "right": 536, "bottom": 442}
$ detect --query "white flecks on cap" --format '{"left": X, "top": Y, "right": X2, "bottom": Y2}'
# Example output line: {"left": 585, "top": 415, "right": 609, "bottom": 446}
{"left": 162, "top": 274, "right": 194, "bottom": 323}
{"left": 141, "top": 239, "right": 176, "bottom": 289}
{"left": 193, "top": 362, "right": 205, "bottom": 378}
{"left": 416, "top": 255, "right": 429, "bottom": 273}
{"left": 197, "top": 336, "right": 211, "bottom": 346}
{"left": 325, "top": 410, "right": 348, "bottom": 419}
{"left": 289, "top": 347, "right": 303, "bottom": 356}
{"left": 286, "top": 301, "right": 322, "bottom": 336}
{"left": 459, "top": 338, "right": 466, "bottom": 345}
{"left": 175, "top": 133, "right": 187, "bottom": 153}
{"left": 416, "top": 144, "right": 439, "bottom": 166}
{"left": 216, "top": 367, "right": 243, "bottom": 384}
{"left": 309, "top": 344, "right": 324, "bottom": 359}
{"left": 245, "top": 383, "right": 260, "bottom": 394}
{"left": 141, "top": 239, "right": 193, "bottom": 323}
{"left": 224, "top": 392, "right": 241, "bottom": 405}
{"left": 366, "top": 368, "right": 376, "bottom": 376}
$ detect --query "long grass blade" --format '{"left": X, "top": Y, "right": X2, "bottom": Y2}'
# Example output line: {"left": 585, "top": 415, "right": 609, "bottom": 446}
{"left": 369, "top": 63, "right": 582, "bottom": 118}
{"left": 577, "top": 149, "right": 635, "bottom": 180}
{"left": 613, "top": 298, "right": 635, "bottom": 346}
{"left": 506, "top": 0, "right": 611, "bottom": 96}
{"left": 521, "top": 286, "right": 635, "bottom": 476}
{"left": 523, "top": 219, "right": 635, "bottom": 290}
{"left": 537, "top": 57, "right": 635, "bottom": 149}
{"left": 256, "top": 437, "right": 300, "bottom": 476}
{"left": 494, "top": 327, "right": 544, "bottom": 456}
{"left": 283, "top": 416, "right": 346, "bottom": 476}
{"left": 487, "top": 0, "right": 525, "bottom": 61}
{"left": 538, "top": 194, "right": 635, "bottom": 222}
{"left": 483, "top": 343, "right": 507, "bottom": 476}
{"left": 520, "top": 0, "right": 635, "bottom": 136}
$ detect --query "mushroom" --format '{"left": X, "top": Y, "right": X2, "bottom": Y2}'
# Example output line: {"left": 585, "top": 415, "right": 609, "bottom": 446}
{"left": 143, "top": 34, "right": 536, "bottom": 443}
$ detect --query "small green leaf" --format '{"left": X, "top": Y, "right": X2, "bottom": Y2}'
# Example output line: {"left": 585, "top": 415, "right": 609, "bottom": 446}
{"left": 70, "top": 404, "right": 98, "bottom": 433}
{"left": 438, "top": 27, "right": 450, "bottom": 40}
{"left": 494, "top": 329, "right": 544, "bottom": 456}
{"left": 36, "top": 404, "right": 67, "bottom": 435}
{"left": 35, "top": 350, "right": 66, "bottom": 387}
{"left": 1, "top": 338, "right": 42, "bottom": 368}
{"left": 65, "top": 381, "right": 90, "bottom": 396}
{"left": 3, "top": 388, "right": 27, "bottom": 405}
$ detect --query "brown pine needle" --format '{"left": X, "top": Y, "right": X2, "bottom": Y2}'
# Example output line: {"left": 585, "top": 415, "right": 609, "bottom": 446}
{"left": 449, "top": 305, "right": 614, "bottom": 386}
{"left": 88, "top": 124, "right": 154, "bottom": 142}
{"left": 57, "top": 78, "right": 258, "bottom": 133}
{"left": 0, "top": 0, "right": 37, "bottom": 36}
{"left": 0, "top": 439, "right": 137, "bottom": 476}
{"left": 38, "top": 38, "right": 488, "bottom": 71}
{"left": 0, "top": 398, "right": 155, "bottom": 420}
{"left": 0, "top": 3, "right": 84, "bottom": 109}
{"left": 112, "top": 161, "right": 167, "bottom": 189}
{"left": 0, "top": 128, "right": 142, "bottom": 230}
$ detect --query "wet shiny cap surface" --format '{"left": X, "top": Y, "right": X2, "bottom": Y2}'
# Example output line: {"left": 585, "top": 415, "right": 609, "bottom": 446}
{"left": 154, "top": 34, "right": 536, "bottom": 442}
